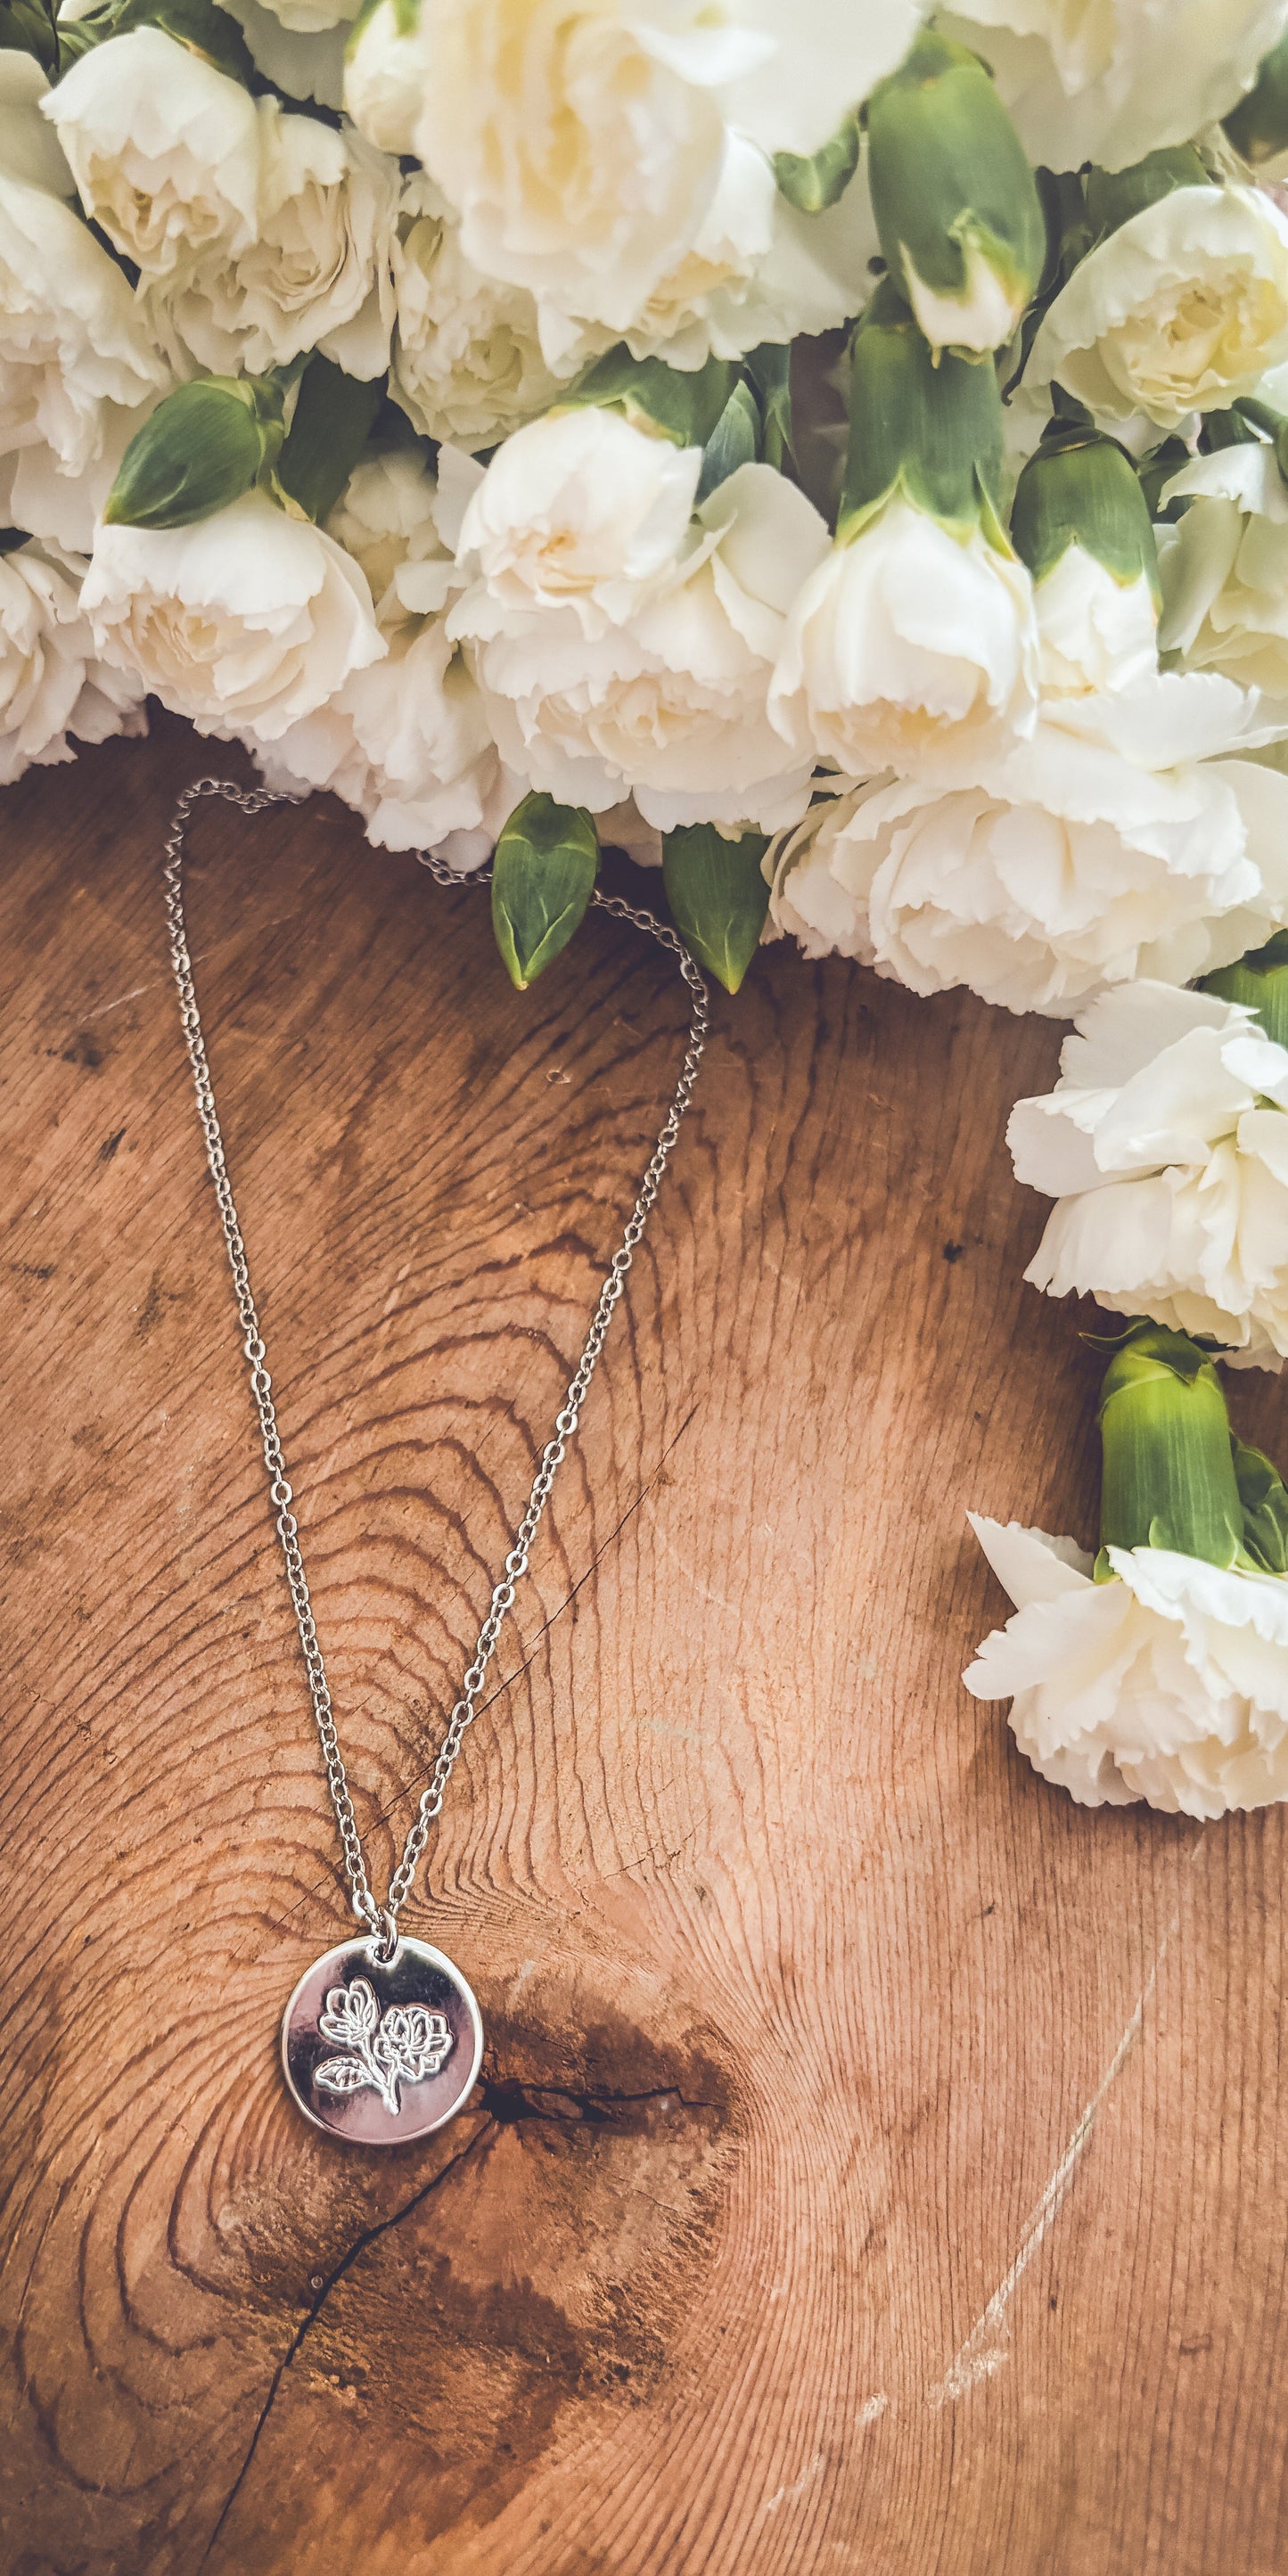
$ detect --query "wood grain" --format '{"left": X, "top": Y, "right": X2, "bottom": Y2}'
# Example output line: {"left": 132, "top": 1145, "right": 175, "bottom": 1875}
{"left": 4, "top": 714, "right": 1288, "bottom": 2576}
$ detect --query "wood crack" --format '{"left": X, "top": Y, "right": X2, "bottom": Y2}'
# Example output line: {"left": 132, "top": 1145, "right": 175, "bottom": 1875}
{"left": 197, "top": 2116, "right": 495, "bottom": 2567}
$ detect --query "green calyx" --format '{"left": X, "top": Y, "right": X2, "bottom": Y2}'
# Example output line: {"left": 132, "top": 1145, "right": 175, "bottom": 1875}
{"left": 774, "top": 110, "right": 861, "bottom": 215}
{"left": 1224, "top": 27, "right": 1288, "bottom": 164}
{"left": 564, "top": 348, "right": 738, "bottom": 454}
{"left": 105, "top": 373, "right": 286, "bottom": 529}
{"left": 1011, "top": 426, "right": 1161, "bottom": 604}
{"left": 662, "top": 824, "right": 769, "bottom": 995}
{"left": 490, "top": 795, "right": 599, "bottom": 991}
{"left": 1200, "top": 930, "right": 1288, "bottom": 1049}
{"left": 837, "top": 295, "right": 1008, "bottom": 547}
{"left": 1095, "top": 1322, "right": 1251, "bottom": 1572}
{"left": 1084, "top": 146, "right": 1212, "bottom": 245}
{"left": 866, "top": 29, "right": 1044, "bottom": 356}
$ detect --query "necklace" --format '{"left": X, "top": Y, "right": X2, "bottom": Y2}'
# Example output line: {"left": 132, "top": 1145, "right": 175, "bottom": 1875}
{"left": 162, "top": 778, "right": 710, "bottom": 2146}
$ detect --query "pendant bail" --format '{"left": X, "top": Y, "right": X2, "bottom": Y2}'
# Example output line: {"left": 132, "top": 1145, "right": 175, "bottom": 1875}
{"left": 369, "top": 1905, "right": 399, "bottom": 1965}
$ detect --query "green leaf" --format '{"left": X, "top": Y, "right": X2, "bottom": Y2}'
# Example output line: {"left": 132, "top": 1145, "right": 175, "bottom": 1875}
{"left": 566, "top": 347, "right": 738, "bottom": 451}
{"left": 1011, "top": 427, "right": 1161, "bottom": 603}
{"left": 1225, "top": 27, "right": 1288, "bottom": 163}
{"left": 490, "top": 794, "right": 599, "bottom": 990}
{"left": 0, "top": 0, "right": 58, "bottom": 76}
{"left": 60, "top": 0, "right": 256, "bottom": 77}
{"left": 1084, "top": 146, "right": 1211, "bottom": 246}
{"left": 1201, "top": 932, "right": 1288, "bottom": 1047}
{"left": 1232, "top": 1433, "right": 1288, "bottom": 1574}
{"left": 662, "top": 824, "right": 769, "bottom": 994}
{"left": 104, "top": 374, "right": 285, "bottom": 529}
{"left": 1136, "top": 432, "right": 1192, "bottom": 522}
{"left": 773, "top": 110, "right": 861, "bottom": 215}
{"left": 745, "top": 341, "right": 793, "bottom": 474}
{"left": 1096, "top": 1321, "right": 1248, "bottom": 1570}
{"left": 839, "top": 296, "right": 1007, "bottom": 546}
{"left": 696, "top": 376, "right": 760, "bottom": 505}
{"left": 275, "top": 356, "right": 384, "bottom": 523}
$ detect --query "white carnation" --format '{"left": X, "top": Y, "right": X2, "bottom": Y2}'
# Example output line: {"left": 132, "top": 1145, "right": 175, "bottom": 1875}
{"left": 768, "top": 497, "right": 1040, "bottom": 783}
{"left": 1009, "top": 976, "right": 1288, "bottom": 1365}
{"left": 942, "top": 0, "right": 1288, "bottom": 174}
{"left": 152, "top": 104, "right": 398, "bottom": 380}
{"left": 390, "top": 176, "right": 561, "bottom": 452}
{"left": 1159, "top": 442, "right": 1288, "bottom": 704}
{"left": 765, "top": 731, "right": 1288, "bottom": 1015}
{"left": 454, "top": 407, "right": 703, "bottom": 635}
{"left": 1027, "top": 184, "right": 1288, "bottom": 435}
{"left": 0, "top": 56, "right": 72, "bottom": 196}
{"left": 81, "top": 491, "right": 384, "bottom": 742}
{"left": 964, "top": 1516, "right": 1288, "bottom": 1817}
{"left": 453, "top": 460, "right": 831, "bottom": 831}
{"left": 247, "top": 0, "right": 360, "bottom": 37}
{"left": 1033, "top": 543, "right": 1160, "bottom": 698}
{"left": 411, "top": 0, "right": 731, "bottom": 334}
{"left": 686, "top": 0, "right": 928, "bottom": 161}
{"left": 764, "top": 788, "right": 878, "bottom": 962}
{"left": 217, "top": 0, "right": 349, "bottom": 107}
{"left": 0, "top": 537, "right": 142, "bottom": 786}
{"left": 343, "top": 0, "right": 431, "bottom": 152}
{"left": 42, "top": 29, "right": 260, "bottom": 276}
{"left": 0, "top": 173, "right": 167, "bottom": 475}
{"left": 260, "top": 447, "right": 506, "bottom": 857}
{"left": 537, "top": 131, "right": 879, "bottom": 378}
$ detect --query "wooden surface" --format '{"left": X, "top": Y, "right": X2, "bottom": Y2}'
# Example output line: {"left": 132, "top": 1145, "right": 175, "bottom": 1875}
{"left": 4, "top": 717, "right": 1288, "bottom": 2576}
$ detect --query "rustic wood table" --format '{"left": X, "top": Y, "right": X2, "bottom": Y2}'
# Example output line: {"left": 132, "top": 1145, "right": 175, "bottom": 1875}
{"left": 4, "top": 719, "right": 1287, "bottom": 2576}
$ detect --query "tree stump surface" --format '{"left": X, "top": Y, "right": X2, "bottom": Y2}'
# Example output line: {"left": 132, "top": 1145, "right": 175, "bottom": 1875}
{"left": 4, "top": 718, "right": 1288, "bottom": 2576}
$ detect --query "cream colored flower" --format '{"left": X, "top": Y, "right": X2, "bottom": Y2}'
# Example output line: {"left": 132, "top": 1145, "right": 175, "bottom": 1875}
{"left": 942, "top": 0, "right": 1288, "bottom": 174}
{"left": 964, "top": 1516, "right": 1288, "bottom": 1817}
{"left": 81, "top": 490, "right": 384, "bottom": 742}
{"left": 343, "top": 0, "right": 431, "bottom": 152}
{"left": 412, "top": 0, "right": 731, "bottom": 332}
{"left": 250, "top": 0, "right": 361, "bottom": 37}
{"left": 453, "top": 461, "right": 831, "bottom": 831}
{"left": 1010, "top": 977, "right": 1288, "bottom": 1364}
{"left": 0, "top": 55, "right": 72, "bottom": 195}
{"left": 1027, "top": 183, "right": 1288, "bottom": 434}
{"left": 263, "top": 448, "right": 507, "bottom": 856}
{"left": 1158, "top": 442, "right": 1288, "bottom": 703}
{"left": 764, "top": 789, "right": 878, "bottom": 962}
{"left": 0, "top": 537, "right": 142, "bottom": 785}
{"left": 0, "top": 173, "right": 167, "bottom": 475}
{"left": 151, "top": 103, "right": 398, "bottom": 380}
{"left": 768, "top": 497, "right": 1040, "bottom": 783}
{"left": 537, "top": 131, "right": 880, "bottom": 377}
{"left": 765, "top": 733, "right": 1288, "bottom": 1015}
{"left": 390, "top": 176, "right": 562, "bottom": 452}
{"left": 1033, "top": 543, "right": 1160, "bottom": 698}
{"left": 42, "top": 29, "right": 261, "bottom": 276}
{"left": 453, "top": 406, "right": 703, "bottom": 635}
{"left": 218, "top": 0, "right": 349, "bottom": 107}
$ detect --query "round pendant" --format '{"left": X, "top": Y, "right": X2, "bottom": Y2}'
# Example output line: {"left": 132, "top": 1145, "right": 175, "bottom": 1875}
{"left": 281, "top": 1936, "right": 484, "bottom": 2145}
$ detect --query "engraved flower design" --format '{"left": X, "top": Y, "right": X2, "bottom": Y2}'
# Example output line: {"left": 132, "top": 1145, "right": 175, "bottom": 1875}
{"left": 314, "top": 1976, "right": 453, "bottom": 2115}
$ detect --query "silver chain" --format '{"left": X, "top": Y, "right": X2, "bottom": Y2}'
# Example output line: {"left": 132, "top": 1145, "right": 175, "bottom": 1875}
{"left": 163, "top": 777, "right": 710, "bottom": 1952}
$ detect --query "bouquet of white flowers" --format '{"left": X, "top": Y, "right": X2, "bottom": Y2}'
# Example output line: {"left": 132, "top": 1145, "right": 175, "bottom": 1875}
{"left": 12, "top": 0, "right": 1288, "bottom": 1810}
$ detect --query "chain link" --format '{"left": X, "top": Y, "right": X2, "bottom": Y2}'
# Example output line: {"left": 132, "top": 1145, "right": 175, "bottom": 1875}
{"left": 163, "top": 778, "right": 710, "bottom": 1935}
